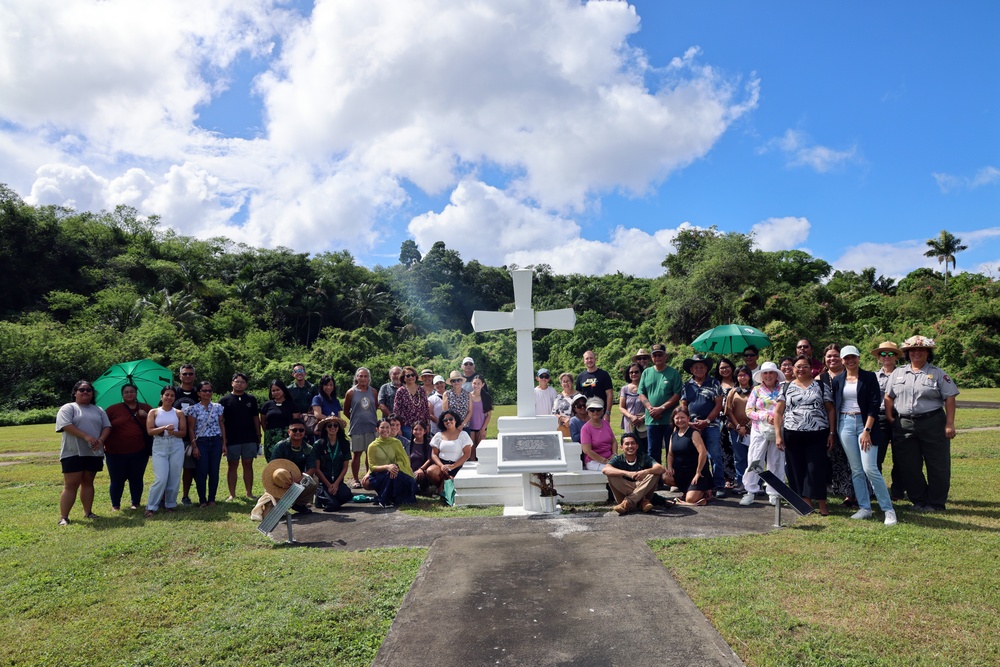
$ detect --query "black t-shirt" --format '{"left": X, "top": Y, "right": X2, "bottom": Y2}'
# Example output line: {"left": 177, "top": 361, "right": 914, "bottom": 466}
{"left": 670, "top": 428, "right": 710, "bottom": 473}
{"left": 576, "top": 369, "right": 613, "bottom": 401}
{"left": 175, "top": 387, "right": 199, "bottom": 441}
{"left": 219, "top": 392, "right": 260, "bottom": 443}
{"left": 260, "top": 400, "right": 295, "bottom": 432}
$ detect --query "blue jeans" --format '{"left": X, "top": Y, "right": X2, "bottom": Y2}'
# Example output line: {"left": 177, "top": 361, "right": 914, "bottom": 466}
{"left": 838, "top": 414, "right": 893, "bottom": 512}
{"left": 700, "top": 425, "right": 726, "bottom": 491}
{"left": 148, "top": 436, "right": 184, "bottom": 511}
{"left": 194, "top": 435, "right": 223, "bottom": 504}
{"left": 731, "top": 430, "right": 749, "bottom": 482}
{"left": 646, "top": 423, "right": 672, "bottom": 465}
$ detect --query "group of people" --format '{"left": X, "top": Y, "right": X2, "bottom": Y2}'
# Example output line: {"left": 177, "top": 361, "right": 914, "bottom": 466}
{"left": 55, "top": 337, "right": 958, "bottom": 525}
{"left": 537, "top": 339, "right": 958, "bottom": 521}
{"left": 55, "top": 357, "right": 497, "bottom": 522}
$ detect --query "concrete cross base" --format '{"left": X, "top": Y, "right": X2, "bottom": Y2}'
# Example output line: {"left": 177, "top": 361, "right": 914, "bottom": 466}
{"left": 452, "top": 440, "right": 610, "bottom": 509}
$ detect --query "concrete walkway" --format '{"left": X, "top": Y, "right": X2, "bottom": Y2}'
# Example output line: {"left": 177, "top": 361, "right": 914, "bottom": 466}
{"left": 281, "top": 496, "right": 787, "bottom": 666}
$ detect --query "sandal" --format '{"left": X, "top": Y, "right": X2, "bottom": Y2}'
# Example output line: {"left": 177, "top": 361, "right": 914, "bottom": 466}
{"left": 58, "top": 518, "right": 69, "bottom": 526}
{"left": 144, "top": 510, "right": 155, "bottom": 518}
{"left": 351, "top": 480, "right": 362, "bottom": 489}
{"left": 84, "top": 512, "right": 97, "bottom": 519}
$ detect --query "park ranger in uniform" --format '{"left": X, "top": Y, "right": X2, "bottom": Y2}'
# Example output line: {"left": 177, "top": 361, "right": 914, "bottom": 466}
{"left": 883, "top": 335, "right": 959, "bottom": 512}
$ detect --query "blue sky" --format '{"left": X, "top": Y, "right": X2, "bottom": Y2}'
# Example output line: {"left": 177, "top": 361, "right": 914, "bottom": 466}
{"left": 1, "top": 0, "right": 997, "bottom": 279}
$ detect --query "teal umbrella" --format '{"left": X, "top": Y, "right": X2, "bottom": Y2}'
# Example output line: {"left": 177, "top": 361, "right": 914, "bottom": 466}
{"left": 691, "top": 324, "right": 771, "bottom": 356}
{"left": 92, "top": 359, "right": 174, "bottom": 409}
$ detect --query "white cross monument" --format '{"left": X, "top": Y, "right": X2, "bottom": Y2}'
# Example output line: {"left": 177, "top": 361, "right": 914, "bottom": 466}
{"left": 471, "top": 269, "right": 576, "bottom": 511}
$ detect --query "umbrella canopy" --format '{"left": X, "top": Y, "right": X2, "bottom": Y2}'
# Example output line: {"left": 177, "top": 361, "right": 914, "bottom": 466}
{"left": 691, "top": 324, "right": 771, "bottom": 356}
{"left": 92, "top": 359, "right": 174, "bottom": 409}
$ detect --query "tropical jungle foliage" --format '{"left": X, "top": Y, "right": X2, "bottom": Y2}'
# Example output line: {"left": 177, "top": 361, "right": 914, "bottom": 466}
{"left": 1, "top": 184, "right": 996, "bottom": 412}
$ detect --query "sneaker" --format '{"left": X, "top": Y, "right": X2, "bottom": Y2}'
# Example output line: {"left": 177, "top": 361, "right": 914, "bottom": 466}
{"left": 181, "top": 497, "right": 192, "bottom": 506}
{"left": 613, "top": 500, "right": 631, "bottom": 515}
{"left": 714, "top": 488, "right": 727, "bottom": 499}
{"left": 850, "top": 509, "right": 873, "bottom": 520}
{"left": 884, "top": 510, "right": 897, "bottom": 526}
{"left": 769, "top": 495, "right": 780, "bottom": 506}
{"left": 739, "top": 493, "right": 755, "bottom": 506}
{"left": 639, "top": 499, "right": 654, "bottom": 513}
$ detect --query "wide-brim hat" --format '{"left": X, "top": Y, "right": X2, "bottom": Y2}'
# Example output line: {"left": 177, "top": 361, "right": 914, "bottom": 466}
{"left": 316, "top": 415, "right": 346, "bottom": 433}
{"left": 632, "top": 348, "right": 651, "bottom": 362}
{"left": 752, "top": 361, "right": 780, "bottom": 384}
{"left": 682, "top": 353, "right": 714, "bottom": 374}
{"left": 419, "top": 368, "right": 434, "bottom": 377}
{"left": 900, "top": 335, "right": 936, "bottom": 351}
{"left": 448, "top": 370, "right": 463, "bottom": 381}
{"left": 262, "top": 458, "right": 301, "bottom": 500}
{"left": 871, "top": 341, "right": 903, "bottom": 359}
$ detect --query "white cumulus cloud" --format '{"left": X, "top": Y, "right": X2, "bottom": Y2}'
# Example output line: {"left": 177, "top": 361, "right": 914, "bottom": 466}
{"left": 761, "top": 129, "right": 859, "bottom": 173}
{"left": 750, "top": 216, "right": 811, "bottom": 251}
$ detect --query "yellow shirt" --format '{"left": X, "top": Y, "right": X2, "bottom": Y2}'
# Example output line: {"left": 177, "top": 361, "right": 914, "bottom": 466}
{"left": 367, "top": 437, "right": 413, "bottom": 476}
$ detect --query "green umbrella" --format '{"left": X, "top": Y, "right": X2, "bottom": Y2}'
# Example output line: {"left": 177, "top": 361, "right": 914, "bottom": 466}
{"left": 92, "top": 359, "right": 174, "bottom": 409}
{"left": 691, "top": 324, "right": 771, "bottom": 356}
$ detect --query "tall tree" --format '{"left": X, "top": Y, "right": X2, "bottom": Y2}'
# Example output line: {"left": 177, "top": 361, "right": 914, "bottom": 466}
{"left": 924, "top": 230, "right": 968, "bottom": 289}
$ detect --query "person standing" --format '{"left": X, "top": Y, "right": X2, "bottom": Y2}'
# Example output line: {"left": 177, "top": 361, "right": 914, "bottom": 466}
{"left": 632, "top": 349, "right": 652, "bottom": 370}
{"left": 638, "top": 344, "right": 682, "bottom": 465}
{"left": 343, "top": 367, "right": 379, "bottom": 489}
{"left": 378, "top": 366, "right": 403, "bottom": 419}
{"left": 872, "top": 341, "right": 905, "bottom": 500}
{"left": 775, "top": 355, "right": 835, "bottom": 516}
{"left": 619, "top": 363, "right": 648, "bottom": 457}
{"left": 175, "top": 364, "right": 199, "bottom": 507}
{"left": 741, "top": 362, "right": 784, "bottom": 506}
{"left": 883, "top": 335, "right": 959, "bottom": 512}
{"left": 576, "top": 350, "right": 614, "bottom": 422}
{"left": 833, "top": 346, "right": 896, "bottom": 526}
{"left": 428, "top": 375, "right": 448, "bottom": 435}
{"left": 219, "top": 372, "right": 261, "bottom": 500}
{"left": 819, "top": 344, "right": 855, "bottom": 508}
{"left": 55, "top": 380, "right": 111, "bottom": 525}
{"left": 534, "top": 368, "right": 557, "bottom": 416}
{"left": 724, "top": 365, "right": 754, "bottom": 495}
{"left": 795, "top": 339, "right": 824, "bottom": 378}
{"left": 419, "top": 369, "right": 436, "bottom": 396}
{"left": 104, "top": 384, "right": 152, "bottom": 511}
{"left": 553, "top": 372, "right": 577, "bottom": 436}
{"left": 466, "top": 375, "right": 493, "bottom": 460}
{"left": 393, "top": 366, "right": 430, "bottom": 441}
{"left": 287, "top": 363, "right": 318, "bottom": 416}
{"left": 741, "top": 347, "right": 761, "bottom": 375}
{"left": 186, "top": 380, "right": 226, "bottom": 508}
{"left": 144, "top": 386, "right": 187, "bottom": 517}
{"left": 260, "top": 379, "right": 297, "bottom": 461}
{"left": 680, "top": 353, "right": 727, "bottom": 498}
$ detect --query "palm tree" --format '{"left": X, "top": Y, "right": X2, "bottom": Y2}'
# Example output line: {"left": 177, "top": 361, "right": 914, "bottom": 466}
{"left": 347, "top": 283, "right": 389, "bottom": 327}
{"left": 924, "top": 230, "right": 968, "bottom": 289}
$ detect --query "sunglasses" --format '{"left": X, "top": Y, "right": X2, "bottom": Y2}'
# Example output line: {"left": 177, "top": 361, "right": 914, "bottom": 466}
{"left": 587, "top": 407, "right": 602, "bottom": 413}
{"left": 629, "top": 370, "right": 641, "bottom": 375}
{"left": 293, "top": 369, "right": 305, "bottom": 374}
{"left": 879, "top": 351, "right": 897, "bottom": 357}
{"left": 198, "top": 388, "right": 213, "bottom": 393}
{"left": 442, "top": 418, "right": 456, "bottom": 423}
{"left": 180, "top": 372, "right": 194, "bottom": 376}
{"left": 290, "top": 428, "right": 306, "bottom": 434}
{"left": 77, "top": 387, "right": 93, "bottom": 393}
{"left": 450, "top": 379, "right": 463, "bottom": 383}
{"left": 538, "top": 374, "right": 550, "bottom": 379}
{"left": 652, "top": 352, "right": 666, "bottom": 357}
{"left": 743, "top": 352, "right": 758, "bottom": 357}
{"left": 327, "top": 423, "right": 340, "bottom": 429}
{"left": 404, "top": 373, "right": 416, "bottom": 378}
{"left": 796, "top": 345, "right": 810, "bottom": 349}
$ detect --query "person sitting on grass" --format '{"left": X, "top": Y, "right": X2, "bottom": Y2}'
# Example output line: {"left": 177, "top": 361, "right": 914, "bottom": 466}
{"left": 268, "top": 418, "right": 318, "bottom": 514}
{"left": 662, "top": 406, "right": 713, "bottom": 506}
{"left": 603, "top": 432, "right": 665, "bottom": 515}
{"left": 366, "top": 419, "right": 417, "bottom": 508}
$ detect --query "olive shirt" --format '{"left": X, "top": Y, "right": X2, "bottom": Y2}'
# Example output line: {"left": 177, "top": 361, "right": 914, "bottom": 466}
{"left": 270, "top": 439, "right": 317, "bottom": 473}
{"left": 638, "top": 365, "right": 683, "bottom": 426}
{"left": 885, "top": 363, "right": 959, "bottom": 416}
{"left": 606, "top": 452, "right": 656, "bottom": 474}
{"left": 367, "top": 437, "right": 414, "bottom": 477}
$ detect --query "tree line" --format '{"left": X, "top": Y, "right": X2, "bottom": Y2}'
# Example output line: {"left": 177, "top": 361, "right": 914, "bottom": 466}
{"left": 1, "top": 184, "right": 996, "bottom": 413}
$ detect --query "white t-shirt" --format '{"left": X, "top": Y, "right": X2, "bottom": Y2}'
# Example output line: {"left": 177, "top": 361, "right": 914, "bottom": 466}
{"left": 431, "top": 430, "right": 473, "bottom": 462}
{"left": 428, "top": 392, "right": 445, "bottom": 434}
{"left": 534, "top": 386, "right": 557, "bottom": 417}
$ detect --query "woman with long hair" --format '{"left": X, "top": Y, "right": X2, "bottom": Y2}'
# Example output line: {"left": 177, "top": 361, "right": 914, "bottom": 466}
{"left": 662, "top": 406, "right": 713, "bottom": 506}
{"left": 55, "top": 380, "right": 111, "bottom": 525}
{"left": 714, "top": 357, "right": 738, "bottom": 488}
{"left": 104, "top": 383, "right": 151, "bottom": 512}
{"left": 313, "top": 416, "right": 354, "bottom": 511}
{"left": 553, "top": 372, "right": 576, "bottom": 436}
{"left": 427, "top": 411, "right": 473, "bottom": 492}
{"left": 261, "top": 379, "right": 297, "bottom": 461}
{"left": 185, "top": 380, "right": 226, "bottom": 507}
{"left": 820, "top": 344, "right": 855, "bottom": 508}
{"left": 775, "top": 355, "right": 835, "bottom": 515}
{"left": 311, "top": 374, "right": 342, "bottom": 420}
{"left": 408, "top": 420, "right": 435, "bottom": 494}
{"left": 366, "top": 419, "right": 417, "bottom": 507}
{"left": 145, "top": 385, "right": 187, "bottom": 517}
{"left": 466, "top": 374, "right": 492, "bottom": 460}
{"left": 724, "top": 364, "right": 754, "bottom": 494}
{"left": 393, "top": 365, "right": 430, "bottom": 442}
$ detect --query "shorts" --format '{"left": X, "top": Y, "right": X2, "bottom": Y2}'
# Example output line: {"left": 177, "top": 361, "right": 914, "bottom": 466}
{"left": 226, "top": 442, "right": 259, "bottom": 461}
{"left": 584, "top": 460, "right": 606, "bottom": 471}
{"left": 61, "top": 455, "right": 104, "bottom": 474}
{"left": 440, "top": 459, "right": 463, "bottom": 477}
{"left": 350, "top": 430, "right": 376, "bottom": 453}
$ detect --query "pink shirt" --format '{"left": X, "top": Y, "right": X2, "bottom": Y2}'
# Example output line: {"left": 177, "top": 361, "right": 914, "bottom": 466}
{"left": 580, "top": 420, "right": 615, "bottom": 465}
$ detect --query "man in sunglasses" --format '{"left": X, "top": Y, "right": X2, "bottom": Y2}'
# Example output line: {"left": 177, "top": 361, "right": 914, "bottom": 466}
{"left": 742, "top": 346, "right": 760, "bottom": 374}
{"left": 176, "top": 364, "right": 199, "bottom": 507}
{"left": 534, "top": 368, "right": 556, "bottom": 416}
{"left": 288, "top": 363, "right": 318, "bottom": 416}
{"left": 268, "top": 418, "right": 318, "bottom": 513}
{"left": 795, "top": 339, "right": 824, "bottom": 378}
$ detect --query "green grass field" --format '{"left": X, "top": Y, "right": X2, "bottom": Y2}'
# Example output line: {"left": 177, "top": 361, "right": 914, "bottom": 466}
{"left": 2, "top": 404, "right": 998, "bottom": 666}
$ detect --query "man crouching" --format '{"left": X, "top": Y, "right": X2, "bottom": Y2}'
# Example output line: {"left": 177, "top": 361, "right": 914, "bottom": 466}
{"left": 603, "top": 432, "right": 665, "bottom": 514}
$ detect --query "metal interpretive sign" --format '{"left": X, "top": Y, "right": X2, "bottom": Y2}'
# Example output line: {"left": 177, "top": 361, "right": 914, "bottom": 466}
{"left": 497, "top": 432, "right": 567, "bottom": 474}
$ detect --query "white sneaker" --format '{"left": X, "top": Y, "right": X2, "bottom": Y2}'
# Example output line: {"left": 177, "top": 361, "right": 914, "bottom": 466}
{"left": 769, "top": 495, "right": 780, "bottom": 506}
{"left": 739, "top": 493, "right": 755, "bottom": 506}
{"left": 850, "top": 509, "right": 873, "bottom": 520}
{"left": 884, "top": 510, "right": 897, "bottom": 526}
